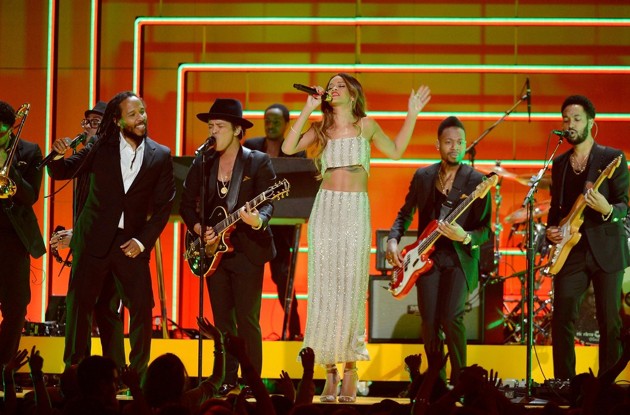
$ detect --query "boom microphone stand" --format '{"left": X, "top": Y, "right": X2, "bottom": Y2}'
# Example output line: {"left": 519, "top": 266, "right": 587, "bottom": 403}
{"left": 520, "top": 135, "right": 563, "bottom": 398}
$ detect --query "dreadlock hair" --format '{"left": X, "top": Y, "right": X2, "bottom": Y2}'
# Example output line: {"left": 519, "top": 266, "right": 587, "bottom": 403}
{"left": 96, "top": 91, "right": 140, "bottom": 142}
{"left": 311, "top": 73, "right": 367, "bottom": 173}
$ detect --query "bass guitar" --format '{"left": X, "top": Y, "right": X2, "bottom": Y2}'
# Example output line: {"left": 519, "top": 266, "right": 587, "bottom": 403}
{"left": 389, "top": 173, "right": 498, "bottom": 299}
{"left": 543, "top": 155, "right": 622, "bottom": 276}
{"left": 184, "top": 179, "right": 290, "bottom": 278}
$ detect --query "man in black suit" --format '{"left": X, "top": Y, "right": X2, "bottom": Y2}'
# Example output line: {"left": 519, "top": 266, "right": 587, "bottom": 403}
{"left": 0, "top": 101, "right": 46, "bottom": 365}
{"left": 386, "top": 116, "right": 491, "bottom": 384}
{"left": 546, "top": 95, "right": 629, "bottom": 380}
{"left": 49, "top": 101, "right": 125, "bottom": 370}
{"left": 180, "top": 98, "right": 277, "bottom": 394}
{"left": 243, "top": 103, "right": 305, "bottom": 341}
{"left": 49, "top": 91, "right": 175, "bottom": 379}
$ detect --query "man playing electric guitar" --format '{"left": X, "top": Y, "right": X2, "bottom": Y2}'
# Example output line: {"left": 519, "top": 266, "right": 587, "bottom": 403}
{"left": 386, "top": 116, "right": 492, "bottom": 384}
{"left": 545, "top": 95, "right": 629, "bottom": 380}
{"left": 179, "top": 98, "right": 277, "bottom": 396}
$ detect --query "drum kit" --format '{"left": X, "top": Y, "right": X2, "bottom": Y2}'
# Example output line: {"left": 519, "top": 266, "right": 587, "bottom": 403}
{"left": 477, "top": 162, "right": 555, "bottom": 345}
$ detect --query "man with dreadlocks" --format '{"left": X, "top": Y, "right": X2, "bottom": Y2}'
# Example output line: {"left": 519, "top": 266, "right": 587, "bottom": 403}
{"left": 49, "top": 91, "right": 175, "bottom": 380}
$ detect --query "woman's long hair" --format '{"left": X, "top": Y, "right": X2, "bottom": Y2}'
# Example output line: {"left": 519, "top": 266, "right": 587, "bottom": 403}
{"left": 311, "top": 73, "right": 367, "bottom": 173}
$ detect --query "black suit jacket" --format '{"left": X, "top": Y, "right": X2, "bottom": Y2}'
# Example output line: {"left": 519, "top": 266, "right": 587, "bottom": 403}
{"left": 180, "top": 146, "right": 277, "bottom": 266}
{"left": 48, "top": 135, "right": 175, "bottom": 258}
{"left": 388, "top": 163, "right": 492, "bottom": 291}
{"left": 1, "top": 139, "right": 46, "bottom": 258}
{"left": 548, "top": 143, "right": 629, "bottom": 273}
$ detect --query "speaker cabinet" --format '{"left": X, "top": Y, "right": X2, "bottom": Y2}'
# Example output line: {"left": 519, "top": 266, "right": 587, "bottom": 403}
{"left": 368, "top": 275, "right": 504, "bottom": 344}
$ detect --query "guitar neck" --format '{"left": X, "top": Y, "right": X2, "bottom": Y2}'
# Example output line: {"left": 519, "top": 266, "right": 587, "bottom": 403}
{"left": 419, "top": 194, "right": 478, "bottom": 251}
{"left": 214, "top": 192, "right": 268, "bottom": 234}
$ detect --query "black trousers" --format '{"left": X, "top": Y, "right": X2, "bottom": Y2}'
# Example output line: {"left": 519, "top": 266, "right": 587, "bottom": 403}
{"left": 207, "top": 250, "right": 264, "bottom": 385}
{"left": 415, "top": 250, "right": 469, "bottom": 384}
{"left": 551, "top": 243, "right": 623, "bottom": 380}
{"left": 0, "top": 231, "right": 30, "bottom": 365}
{"left": 269, "top": 225, "right": 301, "bottom": 337}
{"left": 64, "top": 230, "right": 154, "bottom": 379}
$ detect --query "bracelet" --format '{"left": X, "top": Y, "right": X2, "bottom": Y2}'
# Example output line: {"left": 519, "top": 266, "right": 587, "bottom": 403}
{"left": 290, "top": 125, "right": 302, "bottom": 136}
{"left": 602, "top": 205, "right": 613, "bottom": 221}
{"left": 251, "top": 217, "right": 263, "bottom": 230}
{"left": 213, "top": 349, "right": 224, "bottom": 355}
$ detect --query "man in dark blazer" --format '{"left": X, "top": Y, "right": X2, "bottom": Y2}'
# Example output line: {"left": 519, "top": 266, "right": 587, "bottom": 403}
{"left": 243, "top": 103, "right": 305, "bottom": 341}
{"left": 546, "top": 95, "right": 629, "bottom": 380}
{"left": 0, "top": 101, "right": 46, "bottom": 365}
{"left": 180, "top": 98, "right": 277, "bottom": 394}
{"left": 387, "top": 116, "right": 492, "bottom": 384}
{"left": 49, "top": 101, "right": 126, "bottom": 370}
{"left": 48, "top": 91, "right": 175, "bottom": 379}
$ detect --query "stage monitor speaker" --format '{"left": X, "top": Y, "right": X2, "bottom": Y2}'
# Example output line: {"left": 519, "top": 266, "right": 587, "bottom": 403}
{"left": 368, "top": 275, "right": 504, "bottom": 344}
{"left": 375, "top": 229, "right": 418, "bottom": 273}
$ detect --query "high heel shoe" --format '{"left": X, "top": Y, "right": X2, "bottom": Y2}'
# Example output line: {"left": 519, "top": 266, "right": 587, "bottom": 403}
{"left": 338, "top": 367, "right": 358, "bottom": 403}
{"left": 319, "top": 366, "right": 340, "bottom": 402}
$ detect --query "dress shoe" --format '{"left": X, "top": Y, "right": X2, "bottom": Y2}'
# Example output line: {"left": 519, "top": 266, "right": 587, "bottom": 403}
{"left": 240, "top": 385, "right": 254, "bottom": 399}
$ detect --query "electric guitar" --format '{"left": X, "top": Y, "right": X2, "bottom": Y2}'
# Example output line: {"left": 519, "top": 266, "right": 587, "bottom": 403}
{"left": 389, "top": 173, "right": 498, "bottom": 299}
{"left": 184, "top": 179, "right": 290, "bottom": 278}
{"left": 543, "top": 155, "right": 622, "bottom": 276}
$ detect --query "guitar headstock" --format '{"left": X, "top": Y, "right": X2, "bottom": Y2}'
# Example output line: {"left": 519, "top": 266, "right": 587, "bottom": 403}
{"left": 604, "top": 155, "right": 622, "bottom": 179}
{"left": 265, "top": 178, "right": 291, "bottom": 201}
{"left": 474, "top": 172, "right": 499, "bottom": 198}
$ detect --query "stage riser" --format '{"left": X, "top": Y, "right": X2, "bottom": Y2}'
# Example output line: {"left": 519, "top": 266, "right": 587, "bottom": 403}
{"left": 16, "top": 337, "right": 630, "bottom": 382}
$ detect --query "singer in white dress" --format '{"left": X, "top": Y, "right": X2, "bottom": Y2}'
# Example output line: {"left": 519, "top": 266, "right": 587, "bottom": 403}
{"left": 282, "top": 73, "right": 431, "bottom": 402}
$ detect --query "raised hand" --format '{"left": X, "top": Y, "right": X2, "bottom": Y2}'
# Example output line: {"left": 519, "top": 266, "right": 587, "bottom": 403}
{"left": 408, "top": 85, "right": 432, "bottom": 114}
{"left": 299, "top": 347, "right": 315, "bottom": 373}
{"left": 278, "top": 370, "right": 296, "bottom": 403}
{"left": 197, "top": 317, "right": 223, "bottom": 342}
{"left": 27, "top": 346, "right": 44, "bottom": 374}
{"left": 5, "top": 349, "right": 29, "bottom": 373}
{"left": 404, "top": 353, "right": 422, "bottom": 377}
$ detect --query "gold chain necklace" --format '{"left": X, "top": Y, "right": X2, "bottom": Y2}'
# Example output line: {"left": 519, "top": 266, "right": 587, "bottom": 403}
{"left": 438, "top": 169, "right": 454, "bottom": 195}
{"left": 217, "top": 167, "right": 231, "bottom": 198}
{"left": 570, "top": 152, "right": 589, "bottom": 175}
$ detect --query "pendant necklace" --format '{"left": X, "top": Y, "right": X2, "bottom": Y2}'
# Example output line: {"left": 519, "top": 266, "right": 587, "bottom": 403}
{"left": 217, "top": 167, "right": 231, "bottom": 198}
{"left": 438, "top": 168, "right": 454, "bottom": 195}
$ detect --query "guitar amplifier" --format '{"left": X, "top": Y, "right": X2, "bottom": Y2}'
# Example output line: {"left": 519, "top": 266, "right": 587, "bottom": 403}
{"left": 368, "top": 275, "right": 504, "bottom": 344}
{"left": 375, "top": 229, "right": 418, "bottom": 273}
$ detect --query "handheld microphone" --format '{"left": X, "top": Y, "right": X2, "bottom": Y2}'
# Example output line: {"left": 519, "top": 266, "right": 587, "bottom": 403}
{"left": 195, "top": 136, "right": 216, "bottom": 156}
{"left": 38, "top": 132, "right": 88, "bottom": 169}
{"left": 551, "top": 129, "right": 575, "bottom": 139}
{"left": 293, "top": 83, "right": 332, "bottom": 102}
{"left": 526, "top": 78, "right": 531, "bottom": 123}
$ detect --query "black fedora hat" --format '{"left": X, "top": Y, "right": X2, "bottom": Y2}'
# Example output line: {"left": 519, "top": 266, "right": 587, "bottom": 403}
{"left": 196, "top": 98, "right": 253, "bottom": 129}
{"left": 84, "top": 101, "right": 107, "bottom": 118}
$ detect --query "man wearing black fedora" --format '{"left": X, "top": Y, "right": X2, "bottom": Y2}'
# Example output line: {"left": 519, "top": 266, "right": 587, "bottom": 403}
{"left": 49, "top": 100, "right": 126, "bottom": 372}
{"left": 180, "top": 98, "right": 277, "bottom": 395}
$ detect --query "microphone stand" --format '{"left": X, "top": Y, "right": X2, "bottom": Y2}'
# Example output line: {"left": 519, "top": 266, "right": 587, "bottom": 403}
{"left": 197, "top": 140, "right": 214, "bottom": 385}
{"left": 520, "top": 136, "right": 563, "bottom": 399}
{"left": 465, "top": 91, "right": 528, "bottom": 168}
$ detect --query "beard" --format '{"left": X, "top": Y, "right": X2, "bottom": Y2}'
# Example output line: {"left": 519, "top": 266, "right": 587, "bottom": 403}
{"left": 566, "top": 125, "right": 589, "bottom": 145}
{"left": 121, "top": 122, "right": 147, "bottom": 142}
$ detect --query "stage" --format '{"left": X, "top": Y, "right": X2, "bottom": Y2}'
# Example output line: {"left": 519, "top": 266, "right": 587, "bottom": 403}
{"left": 15, "top": 336, "right": 630, "bottom": 383}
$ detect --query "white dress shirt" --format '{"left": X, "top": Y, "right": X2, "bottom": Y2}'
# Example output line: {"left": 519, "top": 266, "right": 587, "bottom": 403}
{"left": 118, "top": 133, "right": 146, "bottom": 252}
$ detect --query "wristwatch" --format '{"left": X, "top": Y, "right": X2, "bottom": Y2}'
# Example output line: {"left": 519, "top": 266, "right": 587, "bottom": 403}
{"left": 462, "top": 233, "right": 472, "bottom": 245}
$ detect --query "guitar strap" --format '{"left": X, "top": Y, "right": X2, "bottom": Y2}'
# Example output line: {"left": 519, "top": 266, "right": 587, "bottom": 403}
{"left": 225, "top": 146, "right": 252, "bottom": 213}
{"left": 439, "top": 164, "right": 472, "bottom": 220}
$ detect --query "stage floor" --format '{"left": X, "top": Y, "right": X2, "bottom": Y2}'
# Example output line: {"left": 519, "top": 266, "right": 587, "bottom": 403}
{"left": 16, "top": 336, "right": 630, "bottom": 383}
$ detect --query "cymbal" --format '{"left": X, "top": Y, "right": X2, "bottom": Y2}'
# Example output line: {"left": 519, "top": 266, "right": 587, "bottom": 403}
{"left": 505, "top": 199, "right": 551, "bottom": 224}
{"left": 513, "top": 174, "right": 551, "bottom": 190}
{"left": 478, "top": 163, "right": 518, "bottom": 179}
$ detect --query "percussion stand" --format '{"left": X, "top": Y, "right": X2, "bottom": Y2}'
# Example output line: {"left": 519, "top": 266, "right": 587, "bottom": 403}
{"left": 520, "top": 136, "right": 563, "bottom": 398}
